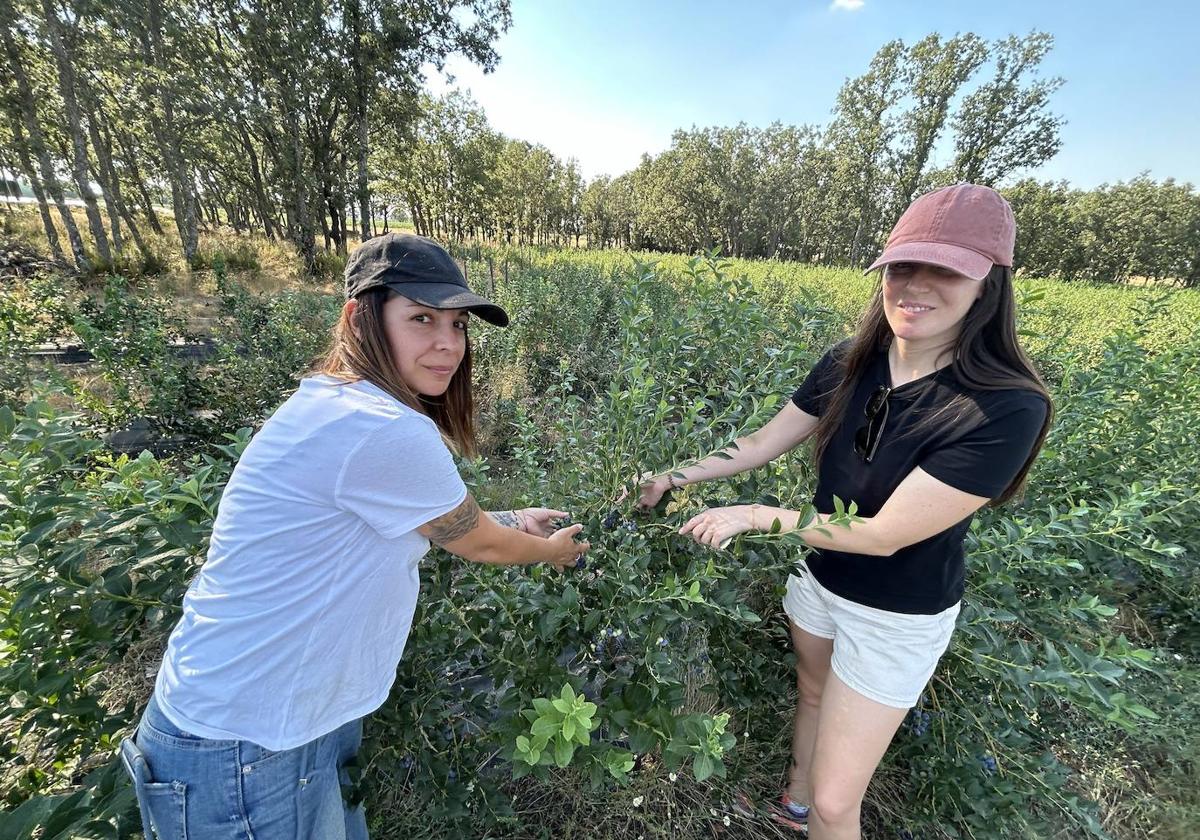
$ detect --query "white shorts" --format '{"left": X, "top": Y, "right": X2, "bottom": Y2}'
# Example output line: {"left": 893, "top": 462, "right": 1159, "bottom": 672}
{"left": 782, "top": 567, "right": 959, "bottom": 709}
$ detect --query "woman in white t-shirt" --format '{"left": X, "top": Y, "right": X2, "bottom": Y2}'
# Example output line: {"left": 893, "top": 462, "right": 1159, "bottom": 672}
{"left": 120, "top": 233, "right": 589, "bottom": 840}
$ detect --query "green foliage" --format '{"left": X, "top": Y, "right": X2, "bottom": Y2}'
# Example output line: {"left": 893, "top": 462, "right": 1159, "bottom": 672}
{"left": 512, "top": 683, "right": 600, "bottom": 773}
{"left": 0, "top": 270, "right": 70, "bottom": 409}
{"left": 70, "top": 275, "right": 208, "bottom": 429}
{"left": 1006, "top": 176, "right": 1200, "bottom": 286}
{"left": 0, "top": 393, "right": 249, "bottom": 834}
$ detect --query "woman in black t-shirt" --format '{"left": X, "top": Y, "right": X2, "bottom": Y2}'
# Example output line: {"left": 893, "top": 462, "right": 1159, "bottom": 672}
{"left": 636, "top": 184, "right": 1051, "bottom": 839}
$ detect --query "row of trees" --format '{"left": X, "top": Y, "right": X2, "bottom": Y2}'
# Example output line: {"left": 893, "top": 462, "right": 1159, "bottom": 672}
{"left": 370, "top": 91, "right": 585, "bottom": 245}
{"left": 372, "top": 32, "right": 1067, "bottom": 260}
{"left": 3, "top": 12, "right": 1198, "bottom": 284}
{"left": 1007, "top": 177, "right": 1200, "bottom": 284}
{"left": 0, "top": 0, "right": 512, "bottom": 271}
{"left": 375, "top": 31, "right": 1199, "bottom": 285}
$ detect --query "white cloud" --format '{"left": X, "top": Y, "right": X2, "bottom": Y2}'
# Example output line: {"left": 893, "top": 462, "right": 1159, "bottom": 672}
{"left": 831, "top": 0, "right": 865, "bottom": 10}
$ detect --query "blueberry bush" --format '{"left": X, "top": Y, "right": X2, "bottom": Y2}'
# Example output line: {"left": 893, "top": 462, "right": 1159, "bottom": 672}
{"left": 0, "top": 244, "right": 1197, "bottom": 839}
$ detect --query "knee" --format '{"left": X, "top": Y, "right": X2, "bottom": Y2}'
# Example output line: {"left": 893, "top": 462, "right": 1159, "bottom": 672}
{"left": 810, "top": 784, "right": 861, "bottom": 827}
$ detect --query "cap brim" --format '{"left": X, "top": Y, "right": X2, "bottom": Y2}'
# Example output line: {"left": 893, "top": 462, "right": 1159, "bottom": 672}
{"left": 384, "top": 281, "right": 510, "bottom": 327}
{"left": 864, "top": 242, "right": 994, "bottom": 281}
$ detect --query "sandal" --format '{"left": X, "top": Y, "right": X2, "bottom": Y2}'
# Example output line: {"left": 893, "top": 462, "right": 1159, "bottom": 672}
{"left": 769, "top": 793, "right": 810, "bottom": 833}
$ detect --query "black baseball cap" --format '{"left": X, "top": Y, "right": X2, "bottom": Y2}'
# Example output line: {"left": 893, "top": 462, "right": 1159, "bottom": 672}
{"left": 344, "top": 232, "right": 509, "bottom": 327}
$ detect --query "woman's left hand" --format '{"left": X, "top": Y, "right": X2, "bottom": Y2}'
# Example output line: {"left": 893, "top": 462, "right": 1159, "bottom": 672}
{"left": 519, "top": 508, "right": 571, "bottom": 537}
{"left": 679, "top": 505, "right": 756, "bottom": 549}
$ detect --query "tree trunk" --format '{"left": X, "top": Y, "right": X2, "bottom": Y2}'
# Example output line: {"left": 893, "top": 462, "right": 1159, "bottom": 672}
{"left": 234, "top": 123, "right": 276, "bottom": 239}
{"left": 114, "top": 128, "right": 165, "bottom": 234}
{"left": 346, "top": 0, "right": 371, "bottom": 240}
{"left": 94, "top": 119, "right": 151, "bottom": 258}
{"left": 39, "top": 0, "right": 112, "bottom": 265}
{"left": 7, "top": 113, "right": 64, "bottom": 261}
{"left": 286, "top": 110, "right": 316, "bottom": 270}
{"left": 0, "top": 4, "right": 90, "bottom": 270}
{"left": 142, "top": 0, "right": 198, "bottom": 264}
{"left": 86, "top": 114, "right": 126, "bottom": 257}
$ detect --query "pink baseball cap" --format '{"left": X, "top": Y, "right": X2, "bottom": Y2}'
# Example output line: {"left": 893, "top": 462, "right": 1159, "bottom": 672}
{"left": 865, "top": 184, "right": 1015, "bottom": 281}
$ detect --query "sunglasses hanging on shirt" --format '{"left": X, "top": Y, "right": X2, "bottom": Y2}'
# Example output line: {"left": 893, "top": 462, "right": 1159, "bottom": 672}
{"left": 854, "top": 384, "right": 892, "bottom": 463}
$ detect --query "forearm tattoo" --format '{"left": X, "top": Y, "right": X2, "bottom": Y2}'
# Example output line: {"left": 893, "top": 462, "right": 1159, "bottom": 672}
{"left": 424, "top": 495, "right": 481, "bottom": 545}
{"left": 488, "top": 510, "right": 523, "bottom": 531}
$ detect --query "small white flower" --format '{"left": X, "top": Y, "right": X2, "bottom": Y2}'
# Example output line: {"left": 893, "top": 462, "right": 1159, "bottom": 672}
{"left": 466, "top": 781, "right": 475, "bottom": 792}
{"left": 668, "top": 772, "right": 678, "bottom": 782}
{"left": 710, "top": 808, "right": 718, "bottom": 817}
{"left": 632, "top": 796, "right": 644, "bottom": 807}
{"left": 723, "top": 815, "right": 731, "bottom": 827}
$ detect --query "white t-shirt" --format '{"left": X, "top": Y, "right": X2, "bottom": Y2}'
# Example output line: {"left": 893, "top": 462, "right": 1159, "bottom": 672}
{"left": 154, "top": 376, "right": 467, "bottom": 750}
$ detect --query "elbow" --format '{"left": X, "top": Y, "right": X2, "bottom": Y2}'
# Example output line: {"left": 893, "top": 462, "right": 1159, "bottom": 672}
{"left": 869, "top": 532, "right": 921, "bottom": 557}
{"left": 470, "top": 543, "right": 508, "bottom": 565}
{"left": 736, "top": 436, "right": 769, "bottom": 469}
{"left": 860, "top": 527, "right": 900, "bottom": 557}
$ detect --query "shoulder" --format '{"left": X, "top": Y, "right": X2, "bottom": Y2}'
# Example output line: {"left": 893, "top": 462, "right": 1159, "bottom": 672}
{"left": 311, "top": 375, "right": 436, "bottom": 424}
{"left": 808, "top": 338, "right": 855, "bottom": 377}
{"left": 826, "top": 338, "right": 855, "bottom": 364}
{"left": 968, "top": 385, "right": 1050, "bottom": 420}
{"left": 298, "top": 376, "right": 445, "bottom": 451}
{"left": 939, "top": 383, "right": 1049, "bottom": 443}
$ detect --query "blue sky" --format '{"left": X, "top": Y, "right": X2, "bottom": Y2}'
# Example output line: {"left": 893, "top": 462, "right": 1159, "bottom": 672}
{"left": 431, "top": 0, "right": 1200, "bottom": 189}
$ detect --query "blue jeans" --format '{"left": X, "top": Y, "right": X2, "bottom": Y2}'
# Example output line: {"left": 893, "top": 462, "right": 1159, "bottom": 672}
{"left": 119, "top": 693, "right": 368, "bottom": 840}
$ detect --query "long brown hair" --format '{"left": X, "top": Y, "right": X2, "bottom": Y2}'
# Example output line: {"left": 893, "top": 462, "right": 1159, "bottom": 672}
{"left": 810, "top": 265, "right": 1052, "bottom": 505}
{"left": 315, "top": 288, "right": 478, "bottom": 457}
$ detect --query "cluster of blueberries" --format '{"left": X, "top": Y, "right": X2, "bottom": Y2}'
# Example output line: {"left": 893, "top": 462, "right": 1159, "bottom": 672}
{"left": 907, "top": 707, "right": 934, "bottom": 737}
{"left": 600, "top": 509, "right": 638, "bottom": 533}
{"left": 978, "top": 754, "right": 998, "bottom": 775}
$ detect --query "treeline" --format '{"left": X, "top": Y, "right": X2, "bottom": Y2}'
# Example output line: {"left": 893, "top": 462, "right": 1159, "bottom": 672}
{"left": 1007, "top": 177, "right": 1200, "bottom": 284}
{"left": 376, "top": 31, "right": 1200, "bottom": 285}
{"left": 370, "top": 91, "right": 585, "bottom": 246}
{"left": 3, "top": 11, "right": 1198, "bottom": 285}
{"left": 0, "top": 0, "right": 512, "bottom": 272}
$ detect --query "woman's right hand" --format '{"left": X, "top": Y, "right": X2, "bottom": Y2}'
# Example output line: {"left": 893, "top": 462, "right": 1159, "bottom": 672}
{"left": 634, "top": 475, "right": 672, "bottom": 510}
{"left": 545, "top": 524, "right": 590, "bottom": 572}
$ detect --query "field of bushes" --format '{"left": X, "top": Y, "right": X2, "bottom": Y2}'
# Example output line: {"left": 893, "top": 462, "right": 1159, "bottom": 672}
{"left": 1, "top": 215, "right": 1197, "bottom": 839}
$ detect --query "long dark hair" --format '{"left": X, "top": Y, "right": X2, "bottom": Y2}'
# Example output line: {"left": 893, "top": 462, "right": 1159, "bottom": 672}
{"left": 315, "top": 288, "right": 478, "bottom": 457}
{"left": 810, "top": 265, "right": 1052, "bottom": 505}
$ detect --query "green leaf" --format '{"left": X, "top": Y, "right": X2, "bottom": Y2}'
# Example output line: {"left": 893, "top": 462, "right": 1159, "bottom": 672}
{"left": 693, "top": 752, "right": 715, "bottom": 782}
{"left": 554, "top": 737, "right": 574, "bottom": 768}
{"left": 531, "top": 717, "right": 559, "bottom": 739}
{"left": 1127, "top": 704, "right": 1160, "bottom": 720}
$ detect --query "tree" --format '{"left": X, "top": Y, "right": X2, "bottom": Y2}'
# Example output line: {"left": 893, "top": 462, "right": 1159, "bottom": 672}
{"left": 951, "top": 32, "right": 1064, "bottom": 186}
{"left": 889, "top": 33, "right": 987, "bottom": 219}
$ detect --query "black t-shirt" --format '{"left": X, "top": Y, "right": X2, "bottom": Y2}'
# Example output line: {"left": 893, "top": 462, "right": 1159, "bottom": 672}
{"left": 790, "top": 342, "right": 1048, "bottom": 614}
